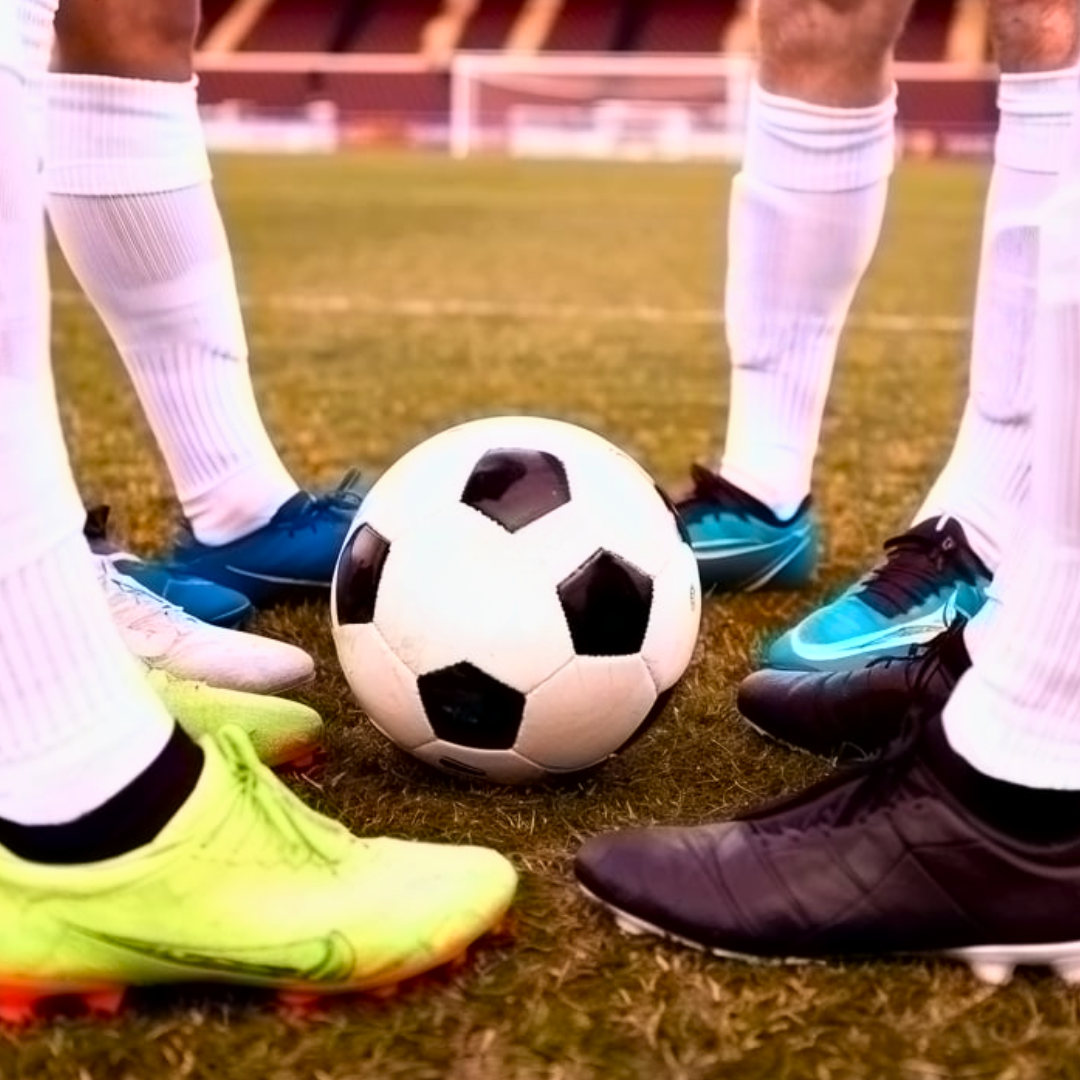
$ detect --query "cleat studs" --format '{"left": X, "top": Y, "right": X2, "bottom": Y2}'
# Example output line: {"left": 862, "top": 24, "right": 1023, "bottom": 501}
{"left": 613, "top": 914, "right": 647, "bottom": 937}
{"left": 83, "top": 988, "right": 124, "bottom": 1016}
{"left": 1052, "top": 960, "right": 1080, "bottom": 985}
{"left": 969, "top": 960, "right": 1014, "bottom": 986}
{"left": 277, "top": 990, "right": 322, "bottom": 1013}
{"left": 0, "top": 990, "right": 40, "bottom": 1025}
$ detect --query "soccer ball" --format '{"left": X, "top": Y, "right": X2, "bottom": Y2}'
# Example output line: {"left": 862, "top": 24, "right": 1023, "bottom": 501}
{"left": 330, "top": 416, "right": 701, "bottom": 784}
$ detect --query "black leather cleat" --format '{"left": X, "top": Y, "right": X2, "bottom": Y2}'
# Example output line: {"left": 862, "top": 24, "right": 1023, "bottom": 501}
{"left": 737, "top": 619, "right": 971, "bottom": 758}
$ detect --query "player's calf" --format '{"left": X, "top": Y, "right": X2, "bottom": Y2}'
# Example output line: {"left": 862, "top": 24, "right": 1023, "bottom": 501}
{"left": 989, "top": 0, "right": 1080, "bottom": 74}
{"left": 53, "top": 0, "right": 197, "bottom": 80}
{"left": 756, "top": 0, "right": 917, "bottom": 106}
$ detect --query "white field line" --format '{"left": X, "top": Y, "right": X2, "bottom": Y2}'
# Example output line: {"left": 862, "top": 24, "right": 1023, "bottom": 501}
{"left": 51, "top": 288, "right": 970, "bottom": 334}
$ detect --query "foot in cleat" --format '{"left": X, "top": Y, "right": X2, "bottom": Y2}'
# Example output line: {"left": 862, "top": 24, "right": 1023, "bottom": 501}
{"left": 575, "top": 709, "right": 1080, "bottom": 982}
{"left": 765, "top": 516, "right": 990, "bottom": 673}
{"left": 671, "top": 464, "right": 818, "bottom": 595}
{"left": 145, "top": 666, "right": 324, "bottom": 769}
{"left": 0, "top": 726, "right": 517, "bottom": 1022}
{"left": 167, "top": 471, "right": 369, "bottom": 608}
{"left": 100, "top": 559, "right": 315, "bottom": 695}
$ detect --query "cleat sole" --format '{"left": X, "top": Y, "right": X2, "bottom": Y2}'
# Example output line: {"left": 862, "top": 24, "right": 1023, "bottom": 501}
{"left": 582, "top": 884, "right": 1080, "bottom": 985}
{"left": 0, "top": 982, "right": 126, "bottom": 1025}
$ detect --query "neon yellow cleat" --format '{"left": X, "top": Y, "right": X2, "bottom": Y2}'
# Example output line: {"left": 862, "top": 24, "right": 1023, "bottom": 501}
{"left": 146, "top": 667, "right": 323, "bottom": 768}
{"left": 0, "top": 726, "right": 517, "bottom": 1021}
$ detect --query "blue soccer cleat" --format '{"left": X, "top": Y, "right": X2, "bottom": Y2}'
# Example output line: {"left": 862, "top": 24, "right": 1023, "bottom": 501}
{"left": 85, "top": 505, "right": 253, "bottom": 629}
{"left": 167, "top": 471, "right": 368, "bottom": 609}
{"left": 672, "top": 464, "right": 818, "bottom": 594}
{"left": 765, "top": 516, "right": 991, "bottom": 673}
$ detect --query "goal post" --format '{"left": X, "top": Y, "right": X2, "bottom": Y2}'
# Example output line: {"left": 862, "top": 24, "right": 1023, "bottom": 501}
{"left": 448, "top": 52, "right": 755, "bottom": 161}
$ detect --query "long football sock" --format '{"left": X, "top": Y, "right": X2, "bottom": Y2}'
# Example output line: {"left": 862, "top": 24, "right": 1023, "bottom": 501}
{"left": 45, "top": 73, "right": 299, "bottom": 547}
{"left": 944, "top": 70, "right": 1080, "bottom": 791}
{"left": 719, "top": 82, "right": 896, "bottom": 520}
{"left": 0, "top": 4, "right": 179, "bottom": 830}
{"left": 914, "top": 68, "right": 1077, "bottom": 571}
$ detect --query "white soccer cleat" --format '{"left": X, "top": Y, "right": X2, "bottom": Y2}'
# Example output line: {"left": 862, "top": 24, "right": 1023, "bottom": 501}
{"left": 98, "top": 559, "right": 315, "bottom": 694}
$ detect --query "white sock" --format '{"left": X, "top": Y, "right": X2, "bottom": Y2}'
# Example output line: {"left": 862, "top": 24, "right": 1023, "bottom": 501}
{"left": 915, "top": 69, "right": 1077, "bottom": 570}
{"left": 944, "top": 71, "right": 1080, "bottom": 789}
{"left": 0, "top": 12, "right": 172, "bottom": 827}
{"left": 45, "top": 74, "right": 299, "bottom": 547}
{"left": 720, "top": 82, "right": 896, "bottom": 519}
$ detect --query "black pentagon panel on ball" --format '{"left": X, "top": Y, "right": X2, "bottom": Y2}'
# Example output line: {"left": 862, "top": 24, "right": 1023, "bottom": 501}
{"left": 558, "top": 550, "right": 654, "bottom": 656}
{"left": 460, "top": 448, "right": 571, "bottom": 532}
{"left": 418, "top": 662, "right": 526, "bottom": 750}
{"left": 334, "top": 523, "right": 390, "bottom": 625}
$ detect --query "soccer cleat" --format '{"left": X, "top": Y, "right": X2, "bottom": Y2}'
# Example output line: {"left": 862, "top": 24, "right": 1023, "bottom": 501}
{"left": 146, "top": 667, "right": 323, "bottom": 768}
{"left": 85, "top": 505, "right": 252, "bottom": 629}
{"left": 575, "top": 712, "right": 1080, "bottom": 980}
{"left": 737, "top": 619, "right": 971, "bottom": 758}
{"left": 167, "top": 471, "right": 368, "bottom": 608}
{"left": 99, "top": 560, "right": 315, "bottom": 695}
{"left": 672, "top": 465, "right": 817, "bottom": 594}
{"left": 765, "top": 516, "right": 991, "bottom": 672}
{"left": 0, "top": 726, "right": 517, "bottom": 1018}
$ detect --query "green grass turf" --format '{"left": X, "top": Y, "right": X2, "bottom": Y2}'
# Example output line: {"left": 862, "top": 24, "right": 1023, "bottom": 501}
{"left": 9, "top": 151, "right": 1071, "bottom": 1079}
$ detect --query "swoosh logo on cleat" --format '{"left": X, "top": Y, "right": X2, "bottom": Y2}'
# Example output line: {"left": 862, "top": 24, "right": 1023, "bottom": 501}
{"left": 223, "top": 566, "right": 328, "bottom": 588}
{"left": 692, "top": 530, "right": 812, "bottom": 560}
{"left": 785, "top": 601, "right": 954, "bottom": 663}
{"left": 67, "top": 925, "right": 356, "bottom": 984}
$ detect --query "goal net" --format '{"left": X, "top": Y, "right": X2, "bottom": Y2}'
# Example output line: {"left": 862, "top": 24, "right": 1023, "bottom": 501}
{"left": 449, "top": 53, "right": 754, "bottom": 161}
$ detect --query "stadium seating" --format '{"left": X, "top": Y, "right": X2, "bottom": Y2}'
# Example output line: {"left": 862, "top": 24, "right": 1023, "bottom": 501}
{"left": 196, "top": 0, "right": 234, "bottom": 44}
{"left": 236, "top": 0, "right": 338, "bottom": 51}
{"left": 344, "top": 0, "right": 440, "bottom": 52}
{"left": 543, "top": 1, "right": 624, "bottom": 52}
{"left": 896, "top": 0, "right": 955, "bottom": 61}
{"left": 199, "top": 0, "right": 969, "bottom": 61}
{"left": 458, "top": 0, "right": 526, "bottom": 50}
{"left": 631, "top": 1, "right": 734, "bottom": 53}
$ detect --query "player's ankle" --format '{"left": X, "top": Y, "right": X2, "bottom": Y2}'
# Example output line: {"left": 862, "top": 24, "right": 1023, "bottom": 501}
{"left": 0, "top": 725, "right": 203, "bottom": 864}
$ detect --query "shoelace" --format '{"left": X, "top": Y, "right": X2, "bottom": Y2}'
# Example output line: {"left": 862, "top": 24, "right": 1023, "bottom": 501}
{"left": 216, "top": 729, "right": 355, "bottom": 868}
{"left": 313, "top": 469, "right": 365, "bottom": 515}
{"left": 864, "top": 615, "right": 969, "bottom": 684}
{"left": 906, "top": 617, "right": 969, "bottom": 696}
{"left": 284, "top": 469, "right": 366, "bottom": 536}
{"left": 856, "top": 524, "right": 987, "bottom": 617}
{"left": 757, "top": 722, "right": 927, "bottom": 836}
{"left": 99, "top": 561, "right": 197, "bottom": 634}
{"left": 745, "top": 682, "right": 945, "bottom": 836}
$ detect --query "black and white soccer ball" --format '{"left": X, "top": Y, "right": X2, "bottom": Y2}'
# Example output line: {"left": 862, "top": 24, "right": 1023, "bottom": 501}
{"left": 330, "top": 416, "right": 700, "bottom": 785}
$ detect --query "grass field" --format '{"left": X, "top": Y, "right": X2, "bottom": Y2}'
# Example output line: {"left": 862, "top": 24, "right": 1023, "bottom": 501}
{"left": 11, "top": 151, "right": 1072, "bottom": 1080}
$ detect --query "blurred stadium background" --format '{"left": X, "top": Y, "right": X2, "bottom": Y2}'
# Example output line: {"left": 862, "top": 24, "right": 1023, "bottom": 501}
{"left": 193, "top": 0, "right": 999, "bottom": 160}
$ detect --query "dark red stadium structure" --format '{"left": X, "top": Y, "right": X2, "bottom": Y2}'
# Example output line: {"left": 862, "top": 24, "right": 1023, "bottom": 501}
{"left": 195, "top": 0, "right": 996, "bottom": 153}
